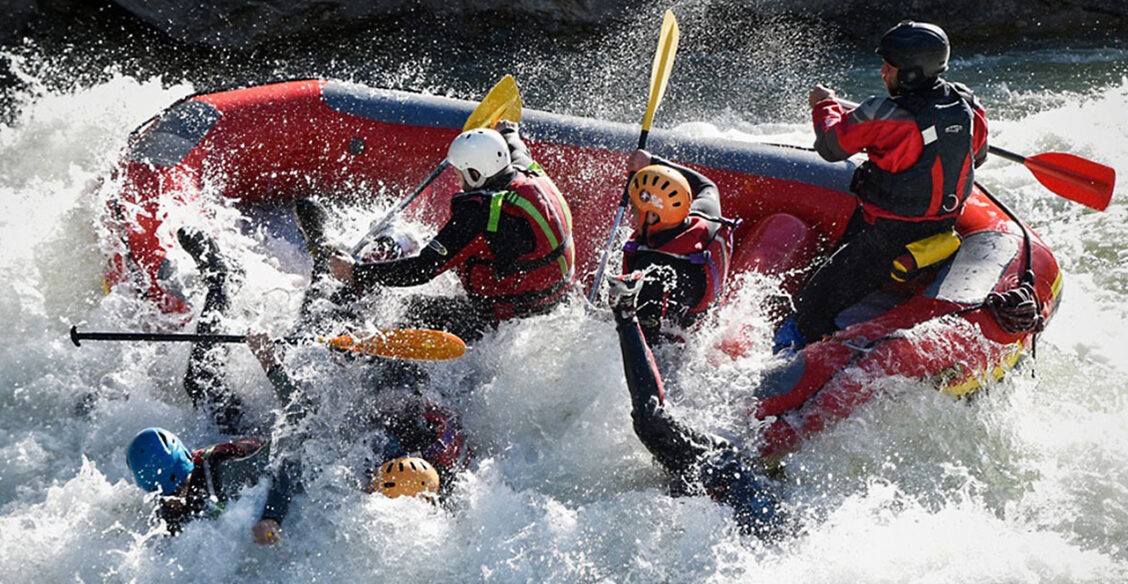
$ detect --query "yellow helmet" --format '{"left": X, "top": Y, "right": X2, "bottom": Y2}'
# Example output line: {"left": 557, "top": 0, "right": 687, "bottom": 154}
{"left": 373, "top": 457, "right": 440, "bottom": 501}
{"left": 628, "top": 165, "right": 692, "bottom": 233}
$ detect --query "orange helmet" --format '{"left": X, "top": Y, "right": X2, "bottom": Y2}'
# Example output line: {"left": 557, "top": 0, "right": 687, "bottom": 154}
{"left": 373, "top": 457, "right": 440, "bottom": 501}
{"left": 628, "top": 165, "right": 692, "bottom": 233}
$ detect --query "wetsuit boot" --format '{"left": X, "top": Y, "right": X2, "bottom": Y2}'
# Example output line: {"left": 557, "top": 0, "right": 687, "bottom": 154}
{"left": 177, "top": 227, "right": 248, "bottom": 435}
{"left": 771, "top": 315, "right": 807, "bottom": 356}
{"left": 293, "top": 198, "right": 333, "bottom": 266}
{"left": 293, "top": 199, "right": 360, "bottom": 328}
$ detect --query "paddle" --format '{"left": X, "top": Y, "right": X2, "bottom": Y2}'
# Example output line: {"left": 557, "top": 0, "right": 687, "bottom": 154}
{"left": 836, "top": 98, "right": 1115, "bottom": 211}
{"left": 987, "top": 146, "right": 1114, "bottom": 211}
{"left": 588, "top": 10, "right": 680, "bottom": 304}
{"left": 350, "top": 75, "right": 524, "bottom": 257}
{"left": 69, "top": 325, "right": 467, "bottom": 361}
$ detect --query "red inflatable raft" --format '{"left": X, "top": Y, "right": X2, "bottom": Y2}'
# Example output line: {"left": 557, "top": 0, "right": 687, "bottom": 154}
{"left": 103, "top": 79, "right": 1061, "bottom": 457}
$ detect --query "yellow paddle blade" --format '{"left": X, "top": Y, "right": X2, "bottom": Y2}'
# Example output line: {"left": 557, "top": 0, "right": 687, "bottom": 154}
{"left": 463, "top": 74, "right": 523, "bottom": 131}
{"left": 640, "top": 10, "right": 679, "bottom": 132}
{"left": 321, "top": 329, "right": 467, "bottom": 361}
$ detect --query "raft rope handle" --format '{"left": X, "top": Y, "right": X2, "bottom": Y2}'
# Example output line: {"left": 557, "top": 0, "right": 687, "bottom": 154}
{"left": 971, "top": 182, "right": 1044, "bottom": 364}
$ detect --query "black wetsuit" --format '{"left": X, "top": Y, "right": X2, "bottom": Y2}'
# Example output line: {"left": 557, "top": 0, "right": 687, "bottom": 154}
{"left": 168, "top": 261, "right": 303, "bottom": 534}
{"left": 614, "top": 308, "right": 781, "bottom": 536}
{"left": 157, "top": 435, "right": 298, "bottom": 535}
{"left": 183, "top": 263, "right": 247, "bottom": 434}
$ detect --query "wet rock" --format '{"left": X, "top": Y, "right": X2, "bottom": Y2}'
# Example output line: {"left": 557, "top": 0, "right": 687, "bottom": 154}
{"left": 107, "top": 0, "right": 633, "bottom": 46}
{"left": 3, "top": 0, "right": 1125, "bottom": 48}
{"left": 0, "top": 0, "right": 38, "bottom": 44}
{"left": 779, "top": 0, "right": 1127, "bottom": 42}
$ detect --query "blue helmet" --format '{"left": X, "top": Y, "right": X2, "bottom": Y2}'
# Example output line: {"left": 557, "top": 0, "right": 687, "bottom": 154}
{"left": 126, "top": 428, "right": 195, "bottom": 494}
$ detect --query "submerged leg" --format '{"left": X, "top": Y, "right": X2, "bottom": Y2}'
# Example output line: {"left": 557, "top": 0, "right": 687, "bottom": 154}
{"left": 178, "top": 227, "right": 248, "bottom": 435}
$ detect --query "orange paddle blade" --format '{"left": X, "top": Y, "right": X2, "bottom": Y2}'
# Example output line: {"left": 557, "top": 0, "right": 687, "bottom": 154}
{"left": 322, "top": 330, "right": 467, "bottom": 361}
{"left": 1024, "top": 152, "right": 1115, "bottom": 211}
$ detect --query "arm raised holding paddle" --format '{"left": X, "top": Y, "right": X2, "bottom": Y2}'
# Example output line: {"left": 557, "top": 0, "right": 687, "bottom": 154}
{"left": 829, "top": 93, "right": 1115, "bottom": 211}
{"left": 588, "top": 9, "right": 680, "bottom": 306}
{"left": 349, "top": 75, "right": 524, "bottom": 258}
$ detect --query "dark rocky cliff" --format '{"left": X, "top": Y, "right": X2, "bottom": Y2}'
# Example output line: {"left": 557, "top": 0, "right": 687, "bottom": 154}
{"left": 4, "top": 0, "right": 1125, "bottom": 48}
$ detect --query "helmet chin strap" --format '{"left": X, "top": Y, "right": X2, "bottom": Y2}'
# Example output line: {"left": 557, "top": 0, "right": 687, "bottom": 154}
{"left": 641, "top": 212, "right": 660, "bottom": 241}
{"left": 881, "top": 62, "right": 899, "bottom": 93}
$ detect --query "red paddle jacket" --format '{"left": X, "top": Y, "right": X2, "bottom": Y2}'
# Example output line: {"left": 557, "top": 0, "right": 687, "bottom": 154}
{"left": 813, "top": 79, "right": 989, "bottom": 223}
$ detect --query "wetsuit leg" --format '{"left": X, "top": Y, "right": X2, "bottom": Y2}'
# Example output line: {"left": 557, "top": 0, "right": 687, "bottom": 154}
{"left": 615, "top": 309, "right": 784, "bottom": 536}
{"left": 614, "top": 310, "right": 725, "bottom": 479}
{"left": 178, "top": 228, "right": 247, "bottom": 435}
{"left": 293, "top": 199, "right": 362, "bottom": 330}
{"left": 793, "top": 216, "right": 955, "bottom": 341}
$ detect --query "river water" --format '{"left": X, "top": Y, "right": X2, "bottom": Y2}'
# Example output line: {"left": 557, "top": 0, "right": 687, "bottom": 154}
{"left": 1, "top": 8, "right": 1127, "bottom": 583}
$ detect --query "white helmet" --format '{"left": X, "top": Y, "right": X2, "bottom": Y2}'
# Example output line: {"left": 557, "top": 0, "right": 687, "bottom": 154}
{"left": 446, "top": 129, "right": 511, "bottom": 189}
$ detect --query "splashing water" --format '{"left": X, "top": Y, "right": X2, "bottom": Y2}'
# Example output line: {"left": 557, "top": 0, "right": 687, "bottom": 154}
{"left": 1, "top": 34, "right": 1127, "bottom": 584}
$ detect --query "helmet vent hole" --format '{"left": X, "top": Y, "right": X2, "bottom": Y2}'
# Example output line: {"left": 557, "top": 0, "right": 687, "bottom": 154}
{"left": 660, "top": 180, "right": 670, "bottom": 190}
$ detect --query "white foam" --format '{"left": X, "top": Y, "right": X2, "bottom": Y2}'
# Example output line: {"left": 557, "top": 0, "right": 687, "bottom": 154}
{"left": 1, "top": 68, "right": 1126, "bottom": 582}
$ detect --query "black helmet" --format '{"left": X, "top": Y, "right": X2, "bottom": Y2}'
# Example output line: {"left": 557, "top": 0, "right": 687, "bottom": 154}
{"left": 877, "top": 21, "right": 950, "bottom": 90}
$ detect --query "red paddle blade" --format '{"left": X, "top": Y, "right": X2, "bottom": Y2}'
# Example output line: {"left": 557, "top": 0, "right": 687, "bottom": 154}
{"left": 1024, "top": 152, "right": 1115, "bottom": 211}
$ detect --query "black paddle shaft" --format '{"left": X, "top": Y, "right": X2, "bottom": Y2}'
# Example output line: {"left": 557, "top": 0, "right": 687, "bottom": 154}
{"left": 70, "top": 326, "right": 247, "bottom": 347}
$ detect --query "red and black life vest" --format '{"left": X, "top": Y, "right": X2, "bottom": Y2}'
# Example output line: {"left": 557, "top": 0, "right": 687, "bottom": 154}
{"left": 192, "top": 438, "right": 269, "bottom": 504}
{"left": 159, "top": 437, "right": 268, "bottom": 530}
{"left": 421, "top": 404, "right": 466, "bottom": 473}
{"left": 452, "top": 168, "right": 574, "bottom": 319}
{"left": 622, "top": 214, "right": 735, "bottom": 315}
{"left": 851, "top": 82, "right": 977, "bottom": 220}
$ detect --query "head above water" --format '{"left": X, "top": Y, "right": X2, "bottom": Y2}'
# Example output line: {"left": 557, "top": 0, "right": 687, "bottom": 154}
{"left": 373, "top": 456, "right": 440, "bottom": 502}
{"left": 447, "top": 128, "right": 512, "bottom": 190}
{"left": 126, "top": 427, "right": 195, "bottom": 494}
{"left": 877, "top": 20, "right": 950, "bottom": 92}
{"left": 628, "top": 164, "right": 692, "bottom": 234}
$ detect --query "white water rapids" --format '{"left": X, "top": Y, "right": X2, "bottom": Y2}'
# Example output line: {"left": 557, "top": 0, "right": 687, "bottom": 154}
{"left": 1, "top": 50, "right": 1127, "bottom": 583}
